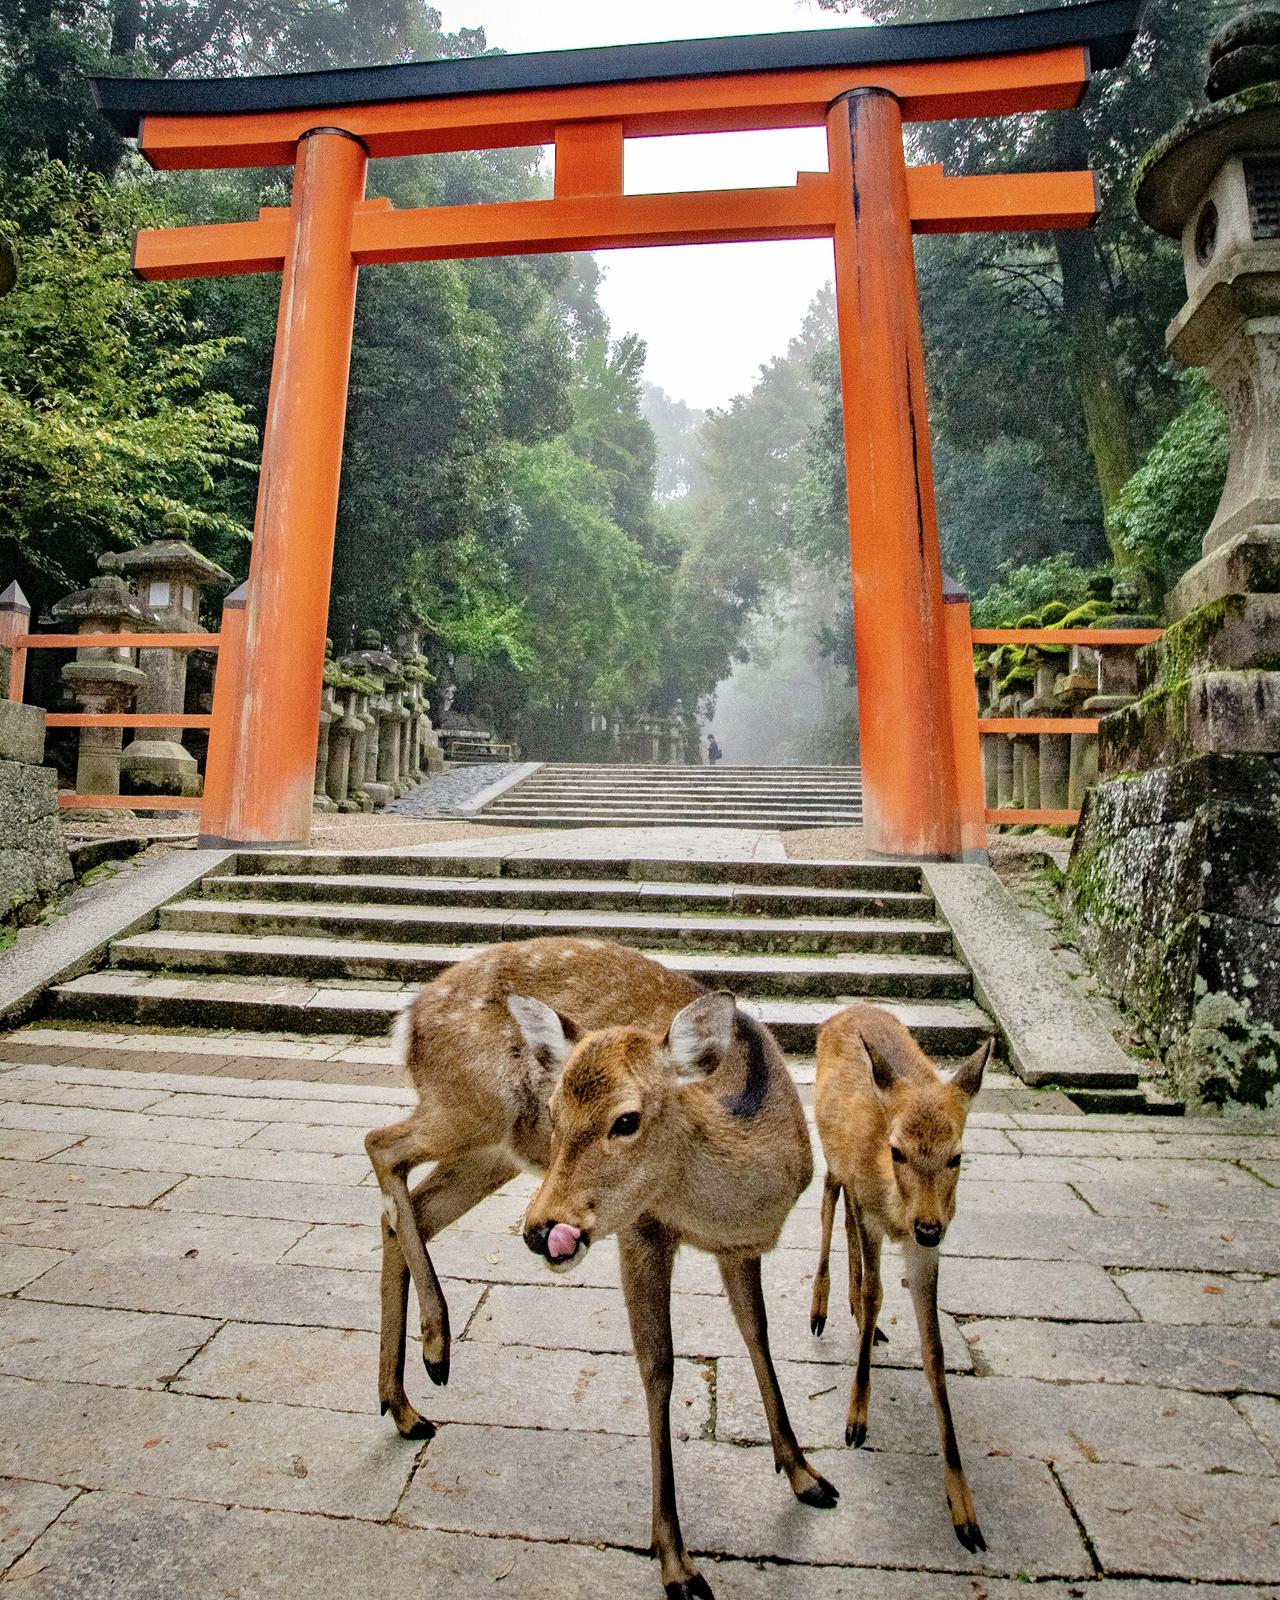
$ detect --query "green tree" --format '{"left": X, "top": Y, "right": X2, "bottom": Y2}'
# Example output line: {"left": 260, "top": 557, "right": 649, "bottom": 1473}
{"left": 0, "top": 164, "right": 253, "bottom": 603}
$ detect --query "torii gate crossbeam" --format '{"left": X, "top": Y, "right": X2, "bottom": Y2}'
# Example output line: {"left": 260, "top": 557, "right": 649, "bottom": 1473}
{"left": 93, "top": 0, "right": 1141, "bottom": 859}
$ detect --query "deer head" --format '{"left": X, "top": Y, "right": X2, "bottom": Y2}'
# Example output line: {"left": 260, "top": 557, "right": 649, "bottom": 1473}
{"left": 512, "top": 991, "right": 738, "bottom": 1273}
{"left": 863, "top": 1028, "right": 992, "bottom": 1248}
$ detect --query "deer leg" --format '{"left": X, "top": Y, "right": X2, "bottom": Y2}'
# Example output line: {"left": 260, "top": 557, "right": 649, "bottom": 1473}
{"left": 620, "top": 1221, "right": 710, "bottom": 1600}
{"left": 905, "top": 1240, "right": 984, "bottom": 1554}
{"left": 366, "top": 1107, "right": 500, "bottom": 1386}
{"left": 378, "top": 1148, "right": 519, "bottom": 1439}
{"left": 843, "top": 1188, "right": 887, "bottom": 1345}
{"left": 845, "top": 1210, "right": 883, "bottom": 1448}
{"left": 719, "top": 1253, "right": 839, "bottom": 1510}
{"left": 809, "top": 1171, "right": 840, "bottom": 1337}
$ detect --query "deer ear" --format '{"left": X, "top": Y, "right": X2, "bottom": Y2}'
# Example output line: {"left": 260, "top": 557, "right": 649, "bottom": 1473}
{"left": 947, "top": 1036, "right": 994, "bottom": 1099}
{"left": 858, "top": 1029, "right": 915, "bottom": 1096}
{"left": 507, "top": 996, "right": 580, "bottom": 1067}
{"left": 666, "top": 991, "right": 737, "bottom": 1084}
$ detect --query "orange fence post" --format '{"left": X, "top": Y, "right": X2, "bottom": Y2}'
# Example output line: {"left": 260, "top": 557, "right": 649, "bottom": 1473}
{"left": 942, "top": 578, "right": 988, "bottom": 861}
{"left": 827, "top": 88, "right": 961, "bottom": 859}
{"left": 216, "top": 128, "right": 368, "bottom": 846}
{"left": 198, "top": 583, "right": 247, "bottom": 844}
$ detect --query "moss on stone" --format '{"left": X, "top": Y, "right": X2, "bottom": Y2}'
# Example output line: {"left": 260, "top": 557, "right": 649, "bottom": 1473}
{"left": 1157, "top": 595, "right": 1246, "bottom": 689}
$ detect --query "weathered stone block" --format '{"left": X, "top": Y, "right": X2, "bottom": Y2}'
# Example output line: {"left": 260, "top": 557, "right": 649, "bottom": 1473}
{"left": 1167, "top": 525, "right": 1280, "bottom": 621}
{"left": 1068, "top": 757, "right": 1280, "bottom": 1106}
{"left": 1100, "top": 671, "right": 1280, "bottom": 772}
{"left": 0, "top": 700, "right": 45, "bottom": 765}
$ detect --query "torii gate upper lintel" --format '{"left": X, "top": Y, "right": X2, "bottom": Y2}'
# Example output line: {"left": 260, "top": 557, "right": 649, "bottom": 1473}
{"left": 91, "top": 0, "right": 1142, "bottom": 859}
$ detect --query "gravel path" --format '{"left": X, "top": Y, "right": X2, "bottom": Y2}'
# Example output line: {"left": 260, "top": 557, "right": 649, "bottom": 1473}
{"left": 387, "top": 762, "right": 528, "bottom": 817}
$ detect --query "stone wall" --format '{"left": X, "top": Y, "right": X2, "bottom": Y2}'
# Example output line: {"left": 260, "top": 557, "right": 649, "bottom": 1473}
{"left": 0, "top": 700, "right": 72, "bottom": 924}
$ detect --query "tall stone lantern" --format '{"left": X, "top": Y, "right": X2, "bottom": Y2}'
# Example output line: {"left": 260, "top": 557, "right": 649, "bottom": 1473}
{"left": 50, "top": 575, "right": 149, "bottom": 798}
{"left": 1066, "top": 11, "right": 1280, "bottom": 1108}
{"left": 100, "top": 539, "right": 232, "bottom": 795}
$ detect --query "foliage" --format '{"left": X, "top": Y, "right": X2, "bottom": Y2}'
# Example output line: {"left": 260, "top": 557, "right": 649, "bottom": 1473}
{"left": 968, "top": 552, "right": 1110, "bottom": 630}
{"left": 1107, "top": 373, "right": 1228, "bottom": 589}
{"left": 0, "top": 163, "right": 253, "bottom": 593}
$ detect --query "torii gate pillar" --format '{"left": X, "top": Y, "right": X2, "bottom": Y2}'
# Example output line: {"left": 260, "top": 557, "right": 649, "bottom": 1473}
{"left": 203, "top": 128, "right": 368, "bottom": 847}
{"left": 828, "top": 89, "right": 961, "bottom": 860}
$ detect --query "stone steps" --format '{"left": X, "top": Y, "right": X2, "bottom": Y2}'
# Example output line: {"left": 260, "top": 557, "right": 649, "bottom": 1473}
{"left": 469, "top": 762, "right": 863, "bottom": 830}
{"left": 197, "top": 872, "right": 932, "bottom": 920}
{"left": 32, "top": 845, "right": 995, "bottom": 1069}
{"left": 48, "top": 969, "right": 990, "bottom": 1054}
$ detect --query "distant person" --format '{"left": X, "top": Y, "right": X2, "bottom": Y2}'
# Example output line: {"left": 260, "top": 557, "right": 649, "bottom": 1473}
{"left": 707, "top": 735, "right": 723, "bottom": 767}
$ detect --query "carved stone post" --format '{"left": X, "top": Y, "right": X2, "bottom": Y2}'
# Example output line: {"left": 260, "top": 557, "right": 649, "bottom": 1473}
{"left": 51, "top": 576, "right": 149, "bottom": 797}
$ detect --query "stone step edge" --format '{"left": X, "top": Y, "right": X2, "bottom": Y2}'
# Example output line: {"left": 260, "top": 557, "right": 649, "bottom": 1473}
{"left": 198, "top": 873, "right": 936, "bottom": 916}
{"left": 225, "top": 853, "right": 920, "bottom": 891}
{"left": 108, "top": 930, "right": 973, "bottom": 998}
{"left": 156, "top": 900, "right": 953, "bottom": 954}
{"left": 48, "top": 974, "right": 992, "bottom": 1054}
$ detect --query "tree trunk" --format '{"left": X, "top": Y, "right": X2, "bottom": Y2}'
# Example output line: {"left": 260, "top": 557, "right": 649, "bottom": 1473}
{"left": 109, "top": 0, "right": 142, "bottom": 59}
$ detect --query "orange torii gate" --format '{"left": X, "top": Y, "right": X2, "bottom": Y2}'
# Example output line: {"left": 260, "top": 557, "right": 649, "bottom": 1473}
{"left": 93, "top": 0, "right": 1141, "bottom": 859}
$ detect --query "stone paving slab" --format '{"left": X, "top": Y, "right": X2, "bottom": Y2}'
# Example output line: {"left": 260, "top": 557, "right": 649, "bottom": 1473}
{"left": 0, "top": 1243, "right": 67, "bottom": 1294}
{"left": 1113, "top": 1268, "right": 1280, "bottom": 1327}
{"left": 0, "top": 1157, "right": 183, "bottom": 1208}
{"left": 400, "top": 1424, "right": 1091, "bottom": 1577}
{"left": 963, "top": 1318, "right": 1280, "bottom": 1393}
{"left": 173, "top": 1319, "right": 711, "bottom": 1437}
{"left": 0, "top": 1099, "right": 265, "bottom": 1148}
{"left": 1009, "top": 1128, "right": 1280, "bottom": 1160}
{"left": 0, "top": 1476, "right": 79, "bottom": 1578}
{"left": 1237, "top": 1394, "right": 1280, "bottom": 1467}
{"left": 0, "top": 1297, "right": 216, "bottom": 1387}
{"left": 1072, "top": 1175, "right": 1280, "bottom": 1220}
{"left": 0, "top": 1195, "right": 310, "bottom": 1261}
{"left": 714, "top": 1359, "right": 1274, "bottom": 1472}
{"left": 0, "top": 1374, "right": 414, "bottom": 1520}
{"left": 1058, "top": 1462, "right": 1280, "bottom": 1583}
{"left": 51, "top": 1134, "right": 371, "bottom": 1186}
{"left": 160, "top": 1173, "right": 379, "bottom": 1224}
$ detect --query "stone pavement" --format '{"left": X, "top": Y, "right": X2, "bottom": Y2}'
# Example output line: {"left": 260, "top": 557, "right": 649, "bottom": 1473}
{"left": 0, "top": 1050, "right": 1279, "bottom": 1596}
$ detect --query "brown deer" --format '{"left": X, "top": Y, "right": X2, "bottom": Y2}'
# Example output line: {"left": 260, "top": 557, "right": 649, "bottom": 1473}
{"left": 365, "top": 935, "right": 837, "bottom": 1600}
{"left": 809, "top": 1002, "right": 992, "bottom": 1553}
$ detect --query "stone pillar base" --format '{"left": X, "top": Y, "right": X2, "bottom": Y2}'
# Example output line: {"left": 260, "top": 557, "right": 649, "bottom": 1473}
{"left": 120, "top": 739, "right": 202, "bottom": 797}
{"left": 1066, "top": 753, "right": 1280, "bottom": 1108}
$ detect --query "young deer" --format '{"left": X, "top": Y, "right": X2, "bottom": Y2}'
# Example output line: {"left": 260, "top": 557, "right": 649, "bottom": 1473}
{"left": 810, "top": 1002, "right": 992, "bottom": 1553}
{"left": 365, "top": 935, "right": 837, "bottom": 1600}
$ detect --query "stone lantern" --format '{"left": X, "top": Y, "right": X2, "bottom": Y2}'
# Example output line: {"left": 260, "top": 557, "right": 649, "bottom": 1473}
{"left": 51, "top": 575, "right": 149, "bottom": 798}
{"left": 1066, "top": 11, "right": 1280, "bottom": 1107}
{"left": 100, "top": 538, "right": 232, "bottom": 795}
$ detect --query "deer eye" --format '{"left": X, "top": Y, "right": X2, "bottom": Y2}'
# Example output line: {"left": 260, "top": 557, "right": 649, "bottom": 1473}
{"left": 890, "top": 1146, "right": 906, "bottom": 1165}
{"left": 609, "top": 1111, "right": 641, "bottom": 1139}
{"left": 947, "top": 1153, "right": 963, "bottom": 1168}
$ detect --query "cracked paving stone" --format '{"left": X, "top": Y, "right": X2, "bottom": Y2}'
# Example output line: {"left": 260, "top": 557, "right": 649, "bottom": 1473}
{"left": 1113, "top": 1268, "right": 1280, "bottom": 1328}
{"left": 0, "top": 1242, "right": 68, "bottom": 1294}
{"left": 0, "top": 1476, "right": 78, "bottom": 1578}
{"left": 1058, "top": 1461, "right": 1280, "bottom": 1583}
{"left": 0, "top": 1299, "right": 216, "bottom": 1388}
{"left": 0, "top": 1197, "right": 309, "bottom": 1262}
{"left": 45, "top": 1136, "right": 372, "bottom": 1187}
{"left": 399, "top": 1423, "right": 1091, "bottom": 1577}
{"left": 0, "top": 1159, "right": 182, "bottom": 1209}
{"left": 172, "top": 1320, "right": 711, "bottom": 1436}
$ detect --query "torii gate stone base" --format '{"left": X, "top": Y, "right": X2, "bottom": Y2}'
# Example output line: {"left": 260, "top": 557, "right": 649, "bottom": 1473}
{"left": 93, "top": 0, "right": 1142, "bottom": 860}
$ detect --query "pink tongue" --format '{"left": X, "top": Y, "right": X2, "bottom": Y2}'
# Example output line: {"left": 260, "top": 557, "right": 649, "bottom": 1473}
{"left": 547, "top": 1223, "right": 581, "bottom": 1260}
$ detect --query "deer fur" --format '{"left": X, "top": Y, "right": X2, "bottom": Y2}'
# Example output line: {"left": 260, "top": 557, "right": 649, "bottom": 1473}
{"left": 810, "top": 1002, "right": 992, "bottom": 1553}
{"left": 364, "top": 934, "right": 836, "bottom": 1600}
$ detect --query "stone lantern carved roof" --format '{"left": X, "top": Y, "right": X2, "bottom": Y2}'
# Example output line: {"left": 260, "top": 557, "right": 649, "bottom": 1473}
{"left": 50, "top": 573, "right": 153, "bottom": 627}
{"left": 1137, "top": 8, "right": 1280, "bottom": 235}
{"left": 99, "top": 539, "right": 234, "bottom": 588}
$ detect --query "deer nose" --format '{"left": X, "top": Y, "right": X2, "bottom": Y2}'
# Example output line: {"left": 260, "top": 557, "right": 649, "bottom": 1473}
{"left": 524, "top": 1221, "right": 583, "bottom": 1261}
{"left": 914, "top": 1221, "right": 943, "bottom": 1248}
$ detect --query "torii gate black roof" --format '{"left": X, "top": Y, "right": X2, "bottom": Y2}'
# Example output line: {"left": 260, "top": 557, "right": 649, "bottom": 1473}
{"left": 92, "top": 0, "right": 1144, "bottom": 138}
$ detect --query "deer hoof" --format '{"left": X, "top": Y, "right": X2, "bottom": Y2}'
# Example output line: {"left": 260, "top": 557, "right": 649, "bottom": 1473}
{"left": 873, "top": 1324, "right": 889, "bottom": 1345}
{"left": 399, "top": 1414, "right": 436, "bottom": 1442}
{"left": 954, "top": 1521, "right": 986, "bottom": 1554}
{"left": 424, "top": 1353, "right": 450, "bottom": 1387}
{"left": 810, "top": 1312, "right": 826, "bottom": 1337}
{"left": 845, "top": 1421, "right": 867, "bottom": 1449}
{"left": 796, "top": 1473, "right": 839, "bottom": 1509}
{"left": 665, "top": 1577, "right": 714, "bottom": 1599}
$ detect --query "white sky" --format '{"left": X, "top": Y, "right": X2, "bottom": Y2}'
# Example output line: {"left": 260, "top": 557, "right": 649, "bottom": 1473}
{"left": 434, "top": 1, "right": 866, "bottom": 409}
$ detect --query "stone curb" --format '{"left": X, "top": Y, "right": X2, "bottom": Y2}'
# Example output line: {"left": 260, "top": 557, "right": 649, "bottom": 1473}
{"left": 0, "top": 847, "right": 233, "bottom": 1028}
{"left": 922, "top": 861, "right": 1140, "bottom": 1088}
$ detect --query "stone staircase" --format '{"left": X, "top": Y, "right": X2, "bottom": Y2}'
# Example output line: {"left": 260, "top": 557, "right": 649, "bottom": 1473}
{"left": 474, "top": 764, "right": 863, "bottom": 830}
{"left": 35, "top": 848, "right": 991, "bottom": 1066}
